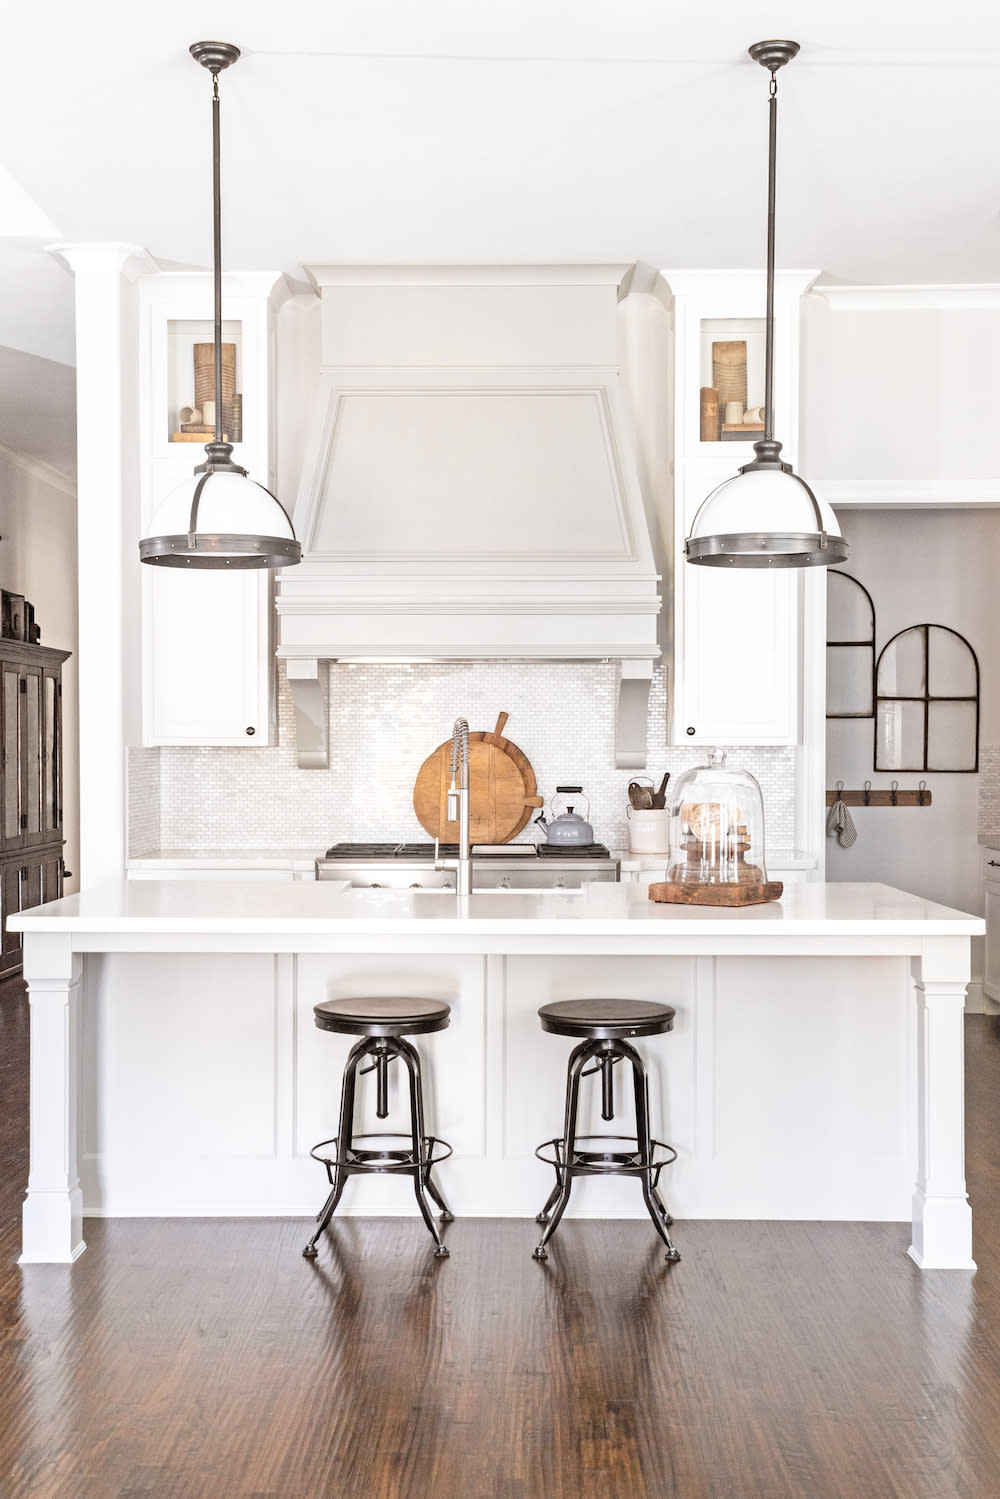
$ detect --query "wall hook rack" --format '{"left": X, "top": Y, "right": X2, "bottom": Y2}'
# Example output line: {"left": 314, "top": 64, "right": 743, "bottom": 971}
{"left": 825, "top": 780, "right": 933, "bottom": 808}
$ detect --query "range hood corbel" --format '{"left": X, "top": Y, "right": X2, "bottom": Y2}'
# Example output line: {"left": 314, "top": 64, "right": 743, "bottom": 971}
{"left": 277, "top": 267, "right": 663, "bottom": 769}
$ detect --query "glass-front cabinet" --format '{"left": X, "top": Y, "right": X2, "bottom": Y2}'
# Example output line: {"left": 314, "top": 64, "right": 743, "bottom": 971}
{"left": 0, "top": 640, "right": 70, "bottom": 973}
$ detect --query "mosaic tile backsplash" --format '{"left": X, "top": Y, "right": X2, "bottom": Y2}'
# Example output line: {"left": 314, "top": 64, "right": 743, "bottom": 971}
{"left": 128, "top": 663, "right": 798, "bottom": 855}
{"left": 978, "top": 746, "right": 1000, "bottom": 836}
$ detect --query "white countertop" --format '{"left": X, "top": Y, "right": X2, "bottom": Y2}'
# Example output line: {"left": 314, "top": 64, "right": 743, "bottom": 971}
{"left": 12, "top": 879, "right": 982, "bottom": 938}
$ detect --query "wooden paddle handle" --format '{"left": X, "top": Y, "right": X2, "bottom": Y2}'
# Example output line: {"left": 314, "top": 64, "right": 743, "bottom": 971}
{"left": 494, "top": 711, "right": 509, "bottom": 736}
{"left": 523, "top": 795, "right": 544, "bottom": 808}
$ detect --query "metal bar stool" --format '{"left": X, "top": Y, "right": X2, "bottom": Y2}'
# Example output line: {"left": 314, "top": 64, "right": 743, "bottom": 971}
{"left": 533, "top": 998, "right": 680, "bottom": 1262}
{"left": 303, "top": 996, "right": 454, "bottom": 1259}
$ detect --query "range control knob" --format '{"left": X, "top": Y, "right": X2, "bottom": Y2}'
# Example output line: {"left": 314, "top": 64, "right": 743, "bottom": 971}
{"left": 409, "top": 883, "right": 423, "bottom": 889}
{"left": 554, "top": 880, "right": 567, "bottom": 890}
{"left": 368, "top": 882, "right": 382, "bottom": 889}
{"left": 443, "top": 880, "right": 455, "bottom": 891}
{"left": 497, "top": 876, "right": 512, "bottom": 890}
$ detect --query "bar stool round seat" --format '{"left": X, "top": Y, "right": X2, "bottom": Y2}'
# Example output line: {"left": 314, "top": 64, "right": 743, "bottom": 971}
{"left": 538, "top": 997, "right": 676, "bottom": 1040}
{"left": 303, "top": 996, "right": 454, "bottom": 1261}
{"left": 313, "top": 996, "right": 452, "bottom": 1038}
{"left": 533, "top": 997, "right": 680, "bottom": 1264}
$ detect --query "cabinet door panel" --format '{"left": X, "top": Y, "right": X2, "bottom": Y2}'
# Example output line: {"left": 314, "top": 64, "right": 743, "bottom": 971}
{"left": 676, "top": 563, "right": 798, "bottom": 744}
{"left": 42, "top": 856, "right": 62, "bottom": 904}
{"left": 1, "top": 862, "right": 19, "bottom": 958}
{"left": 42, "top": 671, "right": 60, "bottom": 834}
{"left": 21, "top": 667, "right": 43, "bottom": 845}
{"left": 985, "top": 882, "right": 1000, "bottom": 1002}
{"left": 2, "top": 667, "right": 21, "bottom": 847}
{"left": 144, "top": 553, "right": 273, "bottom": 746}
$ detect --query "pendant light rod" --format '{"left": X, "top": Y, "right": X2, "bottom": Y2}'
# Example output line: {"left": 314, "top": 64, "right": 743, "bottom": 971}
{"left": 211, "top": 70, "right": 223, "bottom": 447}
{"left": 763, "top": 74, "right": 776, "bottom": 443}
{"left": 190, "top": 41, "right": 241, "bottom": 466}
{"left": 748, "top": 39, "right": 798, "bottom": 450}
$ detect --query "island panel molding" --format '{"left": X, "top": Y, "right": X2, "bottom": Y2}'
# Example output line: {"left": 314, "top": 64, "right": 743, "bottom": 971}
{"left": 11, "top": 880, "right": 982, "bottom": 1270}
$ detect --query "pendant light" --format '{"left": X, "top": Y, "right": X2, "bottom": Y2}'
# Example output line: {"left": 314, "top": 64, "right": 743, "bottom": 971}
{"left": 685, "top": 41, "right": 847, "bottom": 569}
{"left": 140, "top": 42, "right": 301, "bottom": 570}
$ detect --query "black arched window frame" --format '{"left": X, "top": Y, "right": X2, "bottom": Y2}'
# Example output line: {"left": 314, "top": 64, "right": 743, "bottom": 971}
{"left": 874, "top": 623, "right": 979, "bottom": 773}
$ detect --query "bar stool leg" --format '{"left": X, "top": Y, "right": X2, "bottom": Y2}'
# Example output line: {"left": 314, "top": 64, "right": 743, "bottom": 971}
{"left": 625, "top": 1039, "right": 681, "bottom": 1262}
{"left": 303, "top": 1035, "right": 369, "bottom": 1259}
{"left": 398, "top": 1038, "right": 451, "bottom": 1256}
{"left": 535, "top": 1038, "right": 590, "bottom": 1226}
{"left": 533, "top": 1039, "right": 595, "bottom": 1260}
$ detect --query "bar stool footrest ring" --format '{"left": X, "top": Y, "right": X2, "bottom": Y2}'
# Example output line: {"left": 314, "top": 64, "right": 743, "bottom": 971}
{"left": 310, "top": 1133, "right": 453, "bottom": 1179}
{"left": 535, "top": 1133, "right": 676, "bottom": 1186}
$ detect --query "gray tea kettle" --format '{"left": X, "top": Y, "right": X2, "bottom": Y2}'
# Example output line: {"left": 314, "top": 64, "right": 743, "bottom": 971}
{"left": 535, "top": 786, "right": 595, "bottom": 847}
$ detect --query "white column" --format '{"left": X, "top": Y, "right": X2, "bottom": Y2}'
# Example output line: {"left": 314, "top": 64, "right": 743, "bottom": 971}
{"left": 909, "top": 938, "right": 975, "bottom": 1270}
{"left": 19, "top": 934, "right": 85, "bottom": 1264}
{"left": 50, "top": 242, "right": 155, "bottom": 887}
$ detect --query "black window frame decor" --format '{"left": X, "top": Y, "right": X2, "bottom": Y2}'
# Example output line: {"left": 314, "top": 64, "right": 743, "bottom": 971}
{"left": 874, "top": 623, "right": 980, "bottom": 773}
{"left": 826, "top": 570, "right": 876, "bottom": 719}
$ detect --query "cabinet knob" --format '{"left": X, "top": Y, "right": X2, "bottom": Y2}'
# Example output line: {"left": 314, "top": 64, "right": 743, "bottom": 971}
{"left": 686, "top": 726, "right": 695, "bottom": 736}
{"left": 246, "top": 726, "right": 255, "bottom": 736}
{"left": 990, "top": 860, "right": 1000, "bottom": 868}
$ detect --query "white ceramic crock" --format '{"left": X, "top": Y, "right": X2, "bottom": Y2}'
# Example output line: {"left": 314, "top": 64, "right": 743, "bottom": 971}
{"left": 626, "top": 807, "right": 670, "bottom": 853}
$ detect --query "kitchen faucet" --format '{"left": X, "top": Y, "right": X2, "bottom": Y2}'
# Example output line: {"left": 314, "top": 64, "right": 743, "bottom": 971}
{"left": 435, "top": 717, "right": 472, "bottom": 897}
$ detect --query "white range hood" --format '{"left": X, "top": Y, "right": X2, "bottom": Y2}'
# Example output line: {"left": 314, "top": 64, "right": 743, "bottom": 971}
{"left": 277, "top": 265, "right": 662, "bottom": 768}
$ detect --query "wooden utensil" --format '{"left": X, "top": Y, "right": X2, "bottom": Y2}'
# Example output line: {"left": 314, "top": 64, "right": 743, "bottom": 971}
{"left": 413, "top": 712, "right": 543, "bottom": 844}
{"left": 628, "top": 779, "right": 654, "bottom": 810}
{"left": 651, "top": 773, "right": 670, "bottom": 809}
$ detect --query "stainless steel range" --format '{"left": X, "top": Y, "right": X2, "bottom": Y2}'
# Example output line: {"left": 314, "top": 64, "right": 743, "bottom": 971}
{"left": 315, "top": 842, "right": 620, "bottom": 890}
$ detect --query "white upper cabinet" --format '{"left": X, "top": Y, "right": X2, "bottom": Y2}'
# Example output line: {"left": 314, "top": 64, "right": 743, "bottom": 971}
{"left": 138, "top": 272, "right": 287, "bottom": 746}
{"left": 803, "top": 287, "right": 1000, "bottom": 508}
{"left": 662, "top": 271, "right": 816, "bottom": 746}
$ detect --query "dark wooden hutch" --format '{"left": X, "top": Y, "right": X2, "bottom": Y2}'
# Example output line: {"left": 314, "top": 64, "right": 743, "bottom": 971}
{"left": 1, "top": 640, "right": 70, "bottom": 974}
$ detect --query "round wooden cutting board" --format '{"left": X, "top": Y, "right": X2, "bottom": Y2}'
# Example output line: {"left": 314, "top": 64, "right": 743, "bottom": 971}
{"left": 413, "top": 712, "right": 543, "bottom": 844}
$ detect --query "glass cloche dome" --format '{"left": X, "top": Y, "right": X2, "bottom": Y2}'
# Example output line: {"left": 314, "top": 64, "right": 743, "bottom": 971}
{"left": 663, "top": 750, "right": 780, "bottom": 902}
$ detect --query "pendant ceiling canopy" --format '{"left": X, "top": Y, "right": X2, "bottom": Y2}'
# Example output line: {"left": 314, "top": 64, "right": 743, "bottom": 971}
{"left": 139, "top": 41, "right": 301, "bottom": 571}
{"left": 685, "top": 41, "right": 847, "bottom": 571}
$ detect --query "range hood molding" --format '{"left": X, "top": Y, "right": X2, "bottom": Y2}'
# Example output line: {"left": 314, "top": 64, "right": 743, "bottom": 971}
{"left": 277, "top": 266, "right": 663, "bottom": 769}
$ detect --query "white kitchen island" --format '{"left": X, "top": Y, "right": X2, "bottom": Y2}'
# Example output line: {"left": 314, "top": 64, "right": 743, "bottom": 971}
{"left": 11, "top": 880, "right": 983, "bottom": 1270}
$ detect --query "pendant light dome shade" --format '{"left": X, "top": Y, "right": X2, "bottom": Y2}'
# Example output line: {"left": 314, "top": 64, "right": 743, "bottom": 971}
{"left": 139, "top": 451, "right": 301, "bottom": 569}
{"left": 139, "top": 41, "right": 301, "bottom": 572}
{"left": 686, "top": 455, "right": 847, "bottom": 569}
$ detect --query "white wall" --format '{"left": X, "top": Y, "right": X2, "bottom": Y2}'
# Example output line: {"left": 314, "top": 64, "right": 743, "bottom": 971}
{"left": 826, "top": 509, "right": 1000, "bottom": 958}
{"left": 0, "top": 447, "right": 79, "bottom": 888}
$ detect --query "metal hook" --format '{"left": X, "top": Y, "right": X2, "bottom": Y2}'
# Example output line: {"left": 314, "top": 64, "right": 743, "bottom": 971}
{"left": 890, "top": 780, "right": 899, "bottom": 806}
{"left": 836, "top": 780, "right": 844, "bottom": 795}
{"left": 864, "top": 780, "right": 871, "bottom": 806}
{"left": 918, "top": 780, "right": 927, "bottom": 806}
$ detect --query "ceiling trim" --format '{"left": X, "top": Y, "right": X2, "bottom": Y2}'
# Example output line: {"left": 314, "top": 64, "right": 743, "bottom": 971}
{"left": 816, "top": 285, "right": 1000, "bottom": 311}
{"left": 0, "top": 440, "right": 75, "bottom": 498}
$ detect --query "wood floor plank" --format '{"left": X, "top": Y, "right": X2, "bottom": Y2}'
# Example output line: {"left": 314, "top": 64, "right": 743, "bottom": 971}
{"left": 4, "top": 973, "right": 1000, "bottom": 1497}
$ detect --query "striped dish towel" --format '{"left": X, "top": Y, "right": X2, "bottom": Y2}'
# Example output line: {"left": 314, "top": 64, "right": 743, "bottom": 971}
{"left": 826, "top": 794, "right": 857, "bottom": 848}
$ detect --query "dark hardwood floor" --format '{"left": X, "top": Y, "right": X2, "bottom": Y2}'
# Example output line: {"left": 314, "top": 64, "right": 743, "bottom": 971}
{"left": 4, "top": 972, "right": 1000, "bottom": 1498}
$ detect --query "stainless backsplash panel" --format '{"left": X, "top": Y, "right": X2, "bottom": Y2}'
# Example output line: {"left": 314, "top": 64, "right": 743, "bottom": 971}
{"left": 129, "top": 662, "right": 797, "bottom": 855}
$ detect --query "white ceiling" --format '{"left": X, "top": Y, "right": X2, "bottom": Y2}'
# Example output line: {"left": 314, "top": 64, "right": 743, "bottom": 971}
{"left": 3, "top": 0, "right": 1000, "bottom": 475}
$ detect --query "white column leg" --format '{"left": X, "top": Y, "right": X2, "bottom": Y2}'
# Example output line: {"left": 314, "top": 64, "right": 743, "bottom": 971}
{"left": 908, "top": 942, "right": 975, "bottom": 1270}
{"left": 19, "top": 934, "right": 86, "bottom": 1264}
